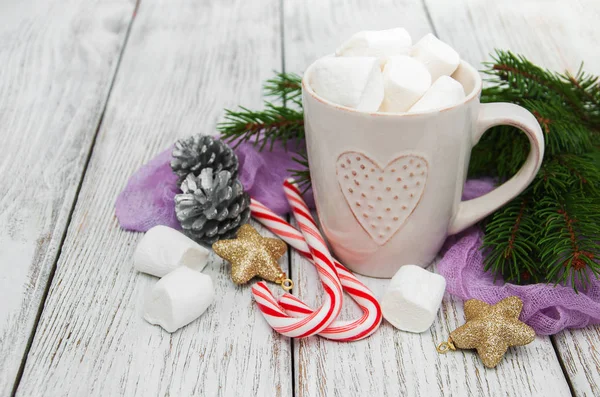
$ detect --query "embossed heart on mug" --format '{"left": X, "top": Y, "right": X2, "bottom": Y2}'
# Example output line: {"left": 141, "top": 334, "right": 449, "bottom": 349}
{"left": 336, "top": 152, "right": 428, "bottom": 245}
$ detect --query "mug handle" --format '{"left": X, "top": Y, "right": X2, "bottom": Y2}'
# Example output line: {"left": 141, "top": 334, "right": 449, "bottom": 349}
{"left": 447, "top": 102, "right": 545, "bottom": 235}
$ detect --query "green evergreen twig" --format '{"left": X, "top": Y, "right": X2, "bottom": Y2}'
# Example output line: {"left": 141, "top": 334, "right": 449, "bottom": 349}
{"left": 264, "top": 72, "right": 302, "bottom": 104}
{"left": 289, "top": 150, "right": 311, "bottom": 193}
{"left": 218, "top": 103, "right": 304, "bottom": 151}
{"left": 474, "top": 50, "right": 600, "bottom": 289}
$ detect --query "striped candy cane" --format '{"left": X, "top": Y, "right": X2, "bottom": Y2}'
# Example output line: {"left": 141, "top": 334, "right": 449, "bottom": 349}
{"left": 251, "top": 180, "right": 344, "bottom": 338}
{"left": 250, "top": 198, "right": 382, "bottom": 341}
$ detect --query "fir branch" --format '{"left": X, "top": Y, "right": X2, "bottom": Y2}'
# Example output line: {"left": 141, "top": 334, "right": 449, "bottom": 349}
{"left": 261, "top": 72, "right": 309, "bottom": 185}
{"left": 218, "top": 72, "right": 310, "bottom": 186}
{"left": 475, "top": 51, "right": 600, "bottom": 290}
{"left": 217, "top": 103, "right": 304, "bottom": 151}
{"left": 531, "top": 157, "right": 573, "bottom": 197}
{"left": 289, "top": 150, "right": 311, "bottom": 193}
{"left": 483, "top": 193, "right": 541, "bottom": 284}
{"left": 263, "top": 72, "right": 303, "bottom": 104}
{"left": 537, "top": 196, "right": 600, "bottom": 290}
{"left": 468, "top": 125, "right": 529, "bottom": 178}
{"left": 482, "top": 50, "right": 600, "bottom": 127}
{"left": 530, "top": 152, "right": 600, "bottom": 197}
{"left": 566, "top": 64, "right": 600, "bottom": 109}
{"left": 523, "top": 99, "right": 594, "bottom": 155}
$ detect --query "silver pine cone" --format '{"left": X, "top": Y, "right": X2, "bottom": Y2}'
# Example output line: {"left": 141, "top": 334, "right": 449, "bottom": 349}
{"left": 175, "top": 168, "right": 250, "bottom": 245}
{"left": 171, "top": 134, "right": 239, "bottom": 185}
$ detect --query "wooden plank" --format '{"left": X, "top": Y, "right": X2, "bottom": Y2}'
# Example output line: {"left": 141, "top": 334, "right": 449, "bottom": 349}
{"left": 15, "top": 0, "right": 291, "bottom": 396}
{"left": 285, "top": 0, "right": 571, "bottom": 395}
{"left": 553, "top": 327, "right": 600, "bottom": 397}
{"left": 283, "top": 0, "right": 432, "bottom": 72}
{"left": 422, "top": 0, "right": 600, "bottom": 74}
{"left": 424, "top": 0, "right": 600, "bottom": 395}
{"left": 291, "top": 249, "right": 570, "bottom": 396}
{"left": 0, "top": 0, "right": 135, "bottom": 394}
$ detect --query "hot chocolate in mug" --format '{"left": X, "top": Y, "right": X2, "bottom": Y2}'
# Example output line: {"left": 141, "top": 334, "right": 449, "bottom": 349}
{"left": 302, "top": 59, "right": 545, "bottom": 278}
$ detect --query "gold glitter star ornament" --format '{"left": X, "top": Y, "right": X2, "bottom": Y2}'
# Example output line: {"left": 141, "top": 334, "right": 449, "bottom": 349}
{"left": 212, "top": 224, "right": 292, "bottom": 288}
{"left": 437, "top": 296, "right": 536, "bottom": 368}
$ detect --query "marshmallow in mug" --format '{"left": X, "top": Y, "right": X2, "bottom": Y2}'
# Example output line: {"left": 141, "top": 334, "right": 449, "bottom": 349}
{"left": 133, "top": 225, "right": 209, "bottom": 278}
{"left": 382, "top": 265, "right": 446, "bottom": 333}
{"left": 409, "top": 75, "right": 465, "bottom": 113}
{"left": 379, "top": 55, "right": 432, "bottom": 112}
{"left": 336, "top": 27, "right": 412, "bottom": 57}
{"left": 144, "top": 266, "right": 215, "bottom": 333}
{"left": 411, "top": 33, "right": 460, "bottom": 82}
{"left": 309, "top": 57, "right": 384, "bottom": 111}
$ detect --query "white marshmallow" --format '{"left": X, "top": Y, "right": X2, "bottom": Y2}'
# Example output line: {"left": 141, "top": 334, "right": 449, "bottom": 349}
{"left": 336, "top": 28, "right": 412, "bottom": 58}
{"left": 382, "top": 265, "right": 446, "bottom": 333}
{"left": 408, "top": 75, "right": 465, "bottom": 113}
{"left": 144, "top": 267, "right": 215, "bottom": 332}
{"left": 379, "top": 55, "right": 431, "bottom": 112}
{"left": 310, "top": 57, "right": 384, "bottom": 111}
{"left": 134, "top": 225, "right": 209, "bottom": 278}
{"left": 411, "top": 33, "right": 460, "bottom": 81}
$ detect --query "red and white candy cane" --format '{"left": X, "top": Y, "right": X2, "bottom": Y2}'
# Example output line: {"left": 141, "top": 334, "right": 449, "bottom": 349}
{"left": 251, "top": 181, "right": 382, "bottom": 341}
{"left": 250, "top": 198, "right": 382, "bottom": 341}
{"left": 251, "top": 180, "right": 344, "bottom": 338}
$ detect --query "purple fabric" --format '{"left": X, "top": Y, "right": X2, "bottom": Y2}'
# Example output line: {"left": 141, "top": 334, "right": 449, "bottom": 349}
{"left": 115, "top": 139, "right": 313, "bottom": 232}
{"left": 439, "top": 179, "right": 600, "bottom": 335}
{"left": 235, "top": 139, "right": 314, "bottom": 214}
{"left": 115, "top": 147, "right": 180, "bottom": 231}
{"left": 115, "top": 144, "right": 600, "bottom": 335}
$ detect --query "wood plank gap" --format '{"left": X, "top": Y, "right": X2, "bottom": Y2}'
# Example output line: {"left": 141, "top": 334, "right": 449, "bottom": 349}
{"left": 16, "top": 0, "right": 289, "bottom": 393}
{"left": 9, "top": 4, "right": 141, "bottom": 396}
{"left": 279, "top": 0, "right": 286, "bottom": 76}
{"left": 280, "top": 0, "right": 294, "bottom": 389}
{"left": 287, "top": 214, "right": 297, "bottom": 397}
{"left": 551, "top": 336, "right": 577, "bottom": 397}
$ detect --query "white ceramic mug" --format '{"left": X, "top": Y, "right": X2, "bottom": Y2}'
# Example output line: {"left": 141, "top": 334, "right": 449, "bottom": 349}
{"left": 302, "top": 59, "right": 544, "bottom": 278}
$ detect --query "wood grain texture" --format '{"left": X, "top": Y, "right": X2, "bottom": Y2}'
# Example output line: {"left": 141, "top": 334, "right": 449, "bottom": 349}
{"left": 285, "top": 0, "right": 572, "bottom": 395}
{"left": 553, "top": 327, "right": 600, "bottom": 397}
{"left": 291, "top": 248, "right": 570, "bottom": 396}
{"left": 422, "top": 0, "right": 600, "bottom": 74}
{"left": 283, "top": 0, "right": 432, "bottom": 72}
{"left": 424, "top": 1, "right": 600, "bottom": 395}
{"left": 0, "top": 0, "right": 135, "bottom": 394}
{"left": 15, "top": 0, "right": 291, "bottom": 396}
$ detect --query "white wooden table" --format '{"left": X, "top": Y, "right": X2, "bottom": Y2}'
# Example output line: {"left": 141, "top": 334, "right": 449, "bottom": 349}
{"left": 1, "top": 0, "right": 599, "bottom": 395}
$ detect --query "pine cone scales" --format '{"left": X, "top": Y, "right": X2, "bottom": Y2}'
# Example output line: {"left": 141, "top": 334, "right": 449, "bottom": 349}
{"left": 171, "top": 135, "right": 238, "bottom": 185}
{"left": 175, "top": 169, "right": 250, "bottom": 245}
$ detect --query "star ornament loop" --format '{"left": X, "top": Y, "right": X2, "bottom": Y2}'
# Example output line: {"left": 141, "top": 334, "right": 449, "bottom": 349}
{"left": 212, "top": 224, "right": 289, "bottom": 286}
{"left": 439, "top": 296, "right": 536, "bottom": 368}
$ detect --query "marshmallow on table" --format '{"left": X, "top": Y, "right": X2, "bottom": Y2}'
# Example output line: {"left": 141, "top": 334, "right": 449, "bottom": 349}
{"left": 336, "top": 27, "right": 412, "bottom": 57}
{"left": 379, "top": 55, "right": 431, "bottom": 112}
{"left": 408, "top": 75, "right": 465, "bottom": 113}
{"left": 382, "top": 265, "right": 446, "bottom": 333}
{"left": 144, "top": 266, "right": 215, "bottom": 333}
{"left": 134, "top": 225, "right": 209, "bottom": 277}
{"left": 310, "top": 57, "right": 384, "bottom": 111}
{"left": 411, "top": 33, "right": 460, "bottom": 82}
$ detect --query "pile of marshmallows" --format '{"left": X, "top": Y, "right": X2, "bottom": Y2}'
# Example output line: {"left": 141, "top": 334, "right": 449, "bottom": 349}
{"left": 310, "top": 28, "right": 465, "bottom": 113}
{"left": 134, "top": 226, "right": 214, "bottom": 333}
